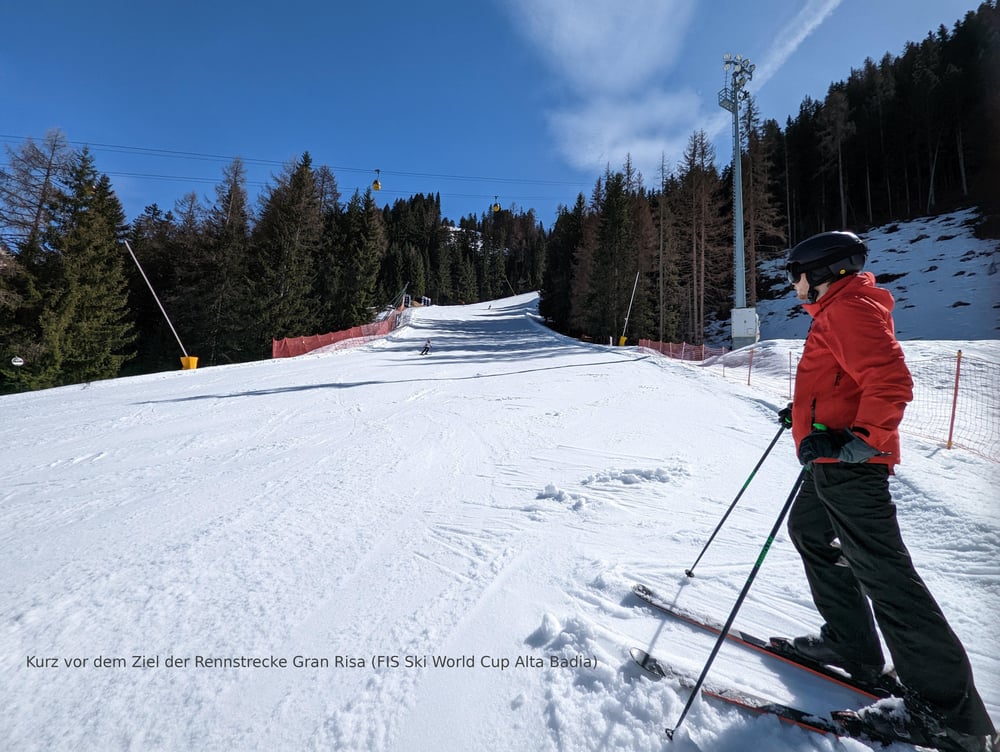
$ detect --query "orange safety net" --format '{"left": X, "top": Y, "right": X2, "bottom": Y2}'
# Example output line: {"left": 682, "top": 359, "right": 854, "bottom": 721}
{"left": 643, "top": 340, "right": 999, "bottom": 462}
{"left": 272, "top": 308, "right": 404, "bottom": 359}
{"left": 638, "top": 339, "right": 728, "bottom": 361}
{"left": 904, "top": 353, "right": 999, "bottom": 461}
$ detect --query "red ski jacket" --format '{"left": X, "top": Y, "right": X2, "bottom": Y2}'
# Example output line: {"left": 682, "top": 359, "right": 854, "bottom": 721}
{"left": 792, "top": 272, "right": 913, "bottom": 467}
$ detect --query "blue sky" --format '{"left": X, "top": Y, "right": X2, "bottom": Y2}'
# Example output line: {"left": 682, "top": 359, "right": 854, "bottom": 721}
{"left": 1, "top": 0, "right": 978, "bottom": 228}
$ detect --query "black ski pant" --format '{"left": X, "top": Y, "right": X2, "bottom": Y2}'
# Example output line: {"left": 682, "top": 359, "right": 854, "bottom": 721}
{"left": 787, "top": 462, "right": 995, "bottom": 736}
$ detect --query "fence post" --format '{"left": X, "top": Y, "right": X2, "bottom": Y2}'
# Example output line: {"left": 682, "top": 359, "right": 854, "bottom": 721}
{"left": 946, "top": 350, "right": 963, "bottom": 450}
{"left": 746, "top": 347, "right": 755, "bottom": 386}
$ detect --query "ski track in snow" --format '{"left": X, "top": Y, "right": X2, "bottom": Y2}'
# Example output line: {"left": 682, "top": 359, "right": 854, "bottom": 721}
{"left": 1, "top": 285, "right": 997, "bottom": 751}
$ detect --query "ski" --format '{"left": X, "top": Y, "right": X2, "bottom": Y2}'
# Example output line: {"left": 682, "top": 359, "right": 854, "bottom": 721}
{"left": 631, "top": 647, "right": 962, "bottom": 751}
{"left": 629, "top": 646, "right": 841, "bottom": 737}
{"left": 632, "top": 582, "right": 902, "bottom": 700}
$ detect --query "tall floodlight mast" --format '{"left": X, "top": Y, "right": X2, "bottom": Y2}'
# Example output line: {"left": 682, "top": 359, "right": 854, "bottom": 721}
{"left": 719, "top": 53, "right": 758, "bottom": 350}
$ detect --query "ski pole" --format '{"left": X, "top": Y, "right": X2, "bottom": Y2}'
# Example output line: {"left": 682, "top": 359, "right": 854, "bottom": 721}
{"left": 685, "top": 423, "right": 787, "bottom": 577}
{"left": 667, "top": 467, "right": 808, "bottom": 741}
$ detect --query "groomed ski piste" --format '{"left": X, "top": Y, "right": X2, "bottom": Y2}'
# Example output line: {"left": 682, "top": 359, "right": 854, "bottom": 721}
{"left": 2, "top": 214, "right": 998, "bottom": 751}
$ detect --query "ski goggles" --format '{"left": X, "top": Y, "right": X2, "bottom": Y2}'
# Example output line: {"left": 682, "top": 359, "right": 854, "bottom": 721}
{"left": 784, "top": 261, "right": 805, "bottom": 284}
{"left": 785, "top": 252, "right": 866, "bottom": 285}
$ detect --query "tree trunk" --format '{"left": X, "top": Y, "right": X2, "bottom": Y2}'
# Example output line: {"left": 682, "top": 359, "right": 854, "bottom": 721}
{"left": 926, "top": 135, "right": 940, "bottom": 214}
{"left": 955, "top": 126, "right": 968, "bottom": 197}
{"left": 837, "top": 140, "right": 847, "bottom": 228}
{"left": 865, "top": 156, "right": 873, "bottom": 226}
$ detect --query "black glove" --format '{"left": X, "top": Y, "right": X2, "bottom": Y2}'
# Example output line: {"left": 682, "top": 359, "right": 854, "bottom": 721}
{"left": 777, "top": 403, "right": 792, "bottom": 430}
{"left": 798, "top": 427, "right": 882, "bottom": 465}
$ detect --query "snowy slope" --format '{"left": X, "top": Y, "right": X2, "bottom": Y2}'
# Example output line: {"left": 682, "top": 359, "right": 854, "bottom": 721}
{"left": 2, "top": 289, "right": 997, "bottom": 752}
{"left": 755, "top": 208, "right": 999, "bottom": 342}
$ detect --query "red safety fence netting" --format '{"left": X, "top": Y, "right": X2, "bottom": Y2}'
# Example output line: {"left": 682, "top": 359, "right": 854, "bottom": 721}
{"left": 272, "top": 308, "right": 404, "bottom": 359}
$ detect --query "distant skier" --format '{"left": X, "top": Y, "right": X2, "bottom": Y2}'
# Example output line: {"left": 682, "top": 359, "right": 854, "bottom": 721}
{"left": 420, "top": 339, "right": 431, "bottom": 356}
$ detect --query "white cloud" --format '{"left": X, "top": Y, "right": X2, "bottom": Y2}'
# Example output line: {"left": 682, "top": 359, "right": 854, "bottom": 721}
{"left": 546, "top": 88, "right": 705, "bottom": 178}
{"left": 506, "top": 0, "right": 697, "bottom": 94}
{"left": 504, "top": 0, "right": 844, "bottom": 184}
{"left": 751, "top": 0, "right": 843, "bottom": 89}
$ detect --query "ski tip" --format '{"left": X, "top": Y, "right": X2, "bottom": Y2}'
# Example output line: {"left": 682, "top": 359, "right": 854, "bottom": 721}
{"left": 629, "top": 647, "right": 651, "bottom": 662}
{"left": 629, "top": 646, "right": 652, "bottom": 667}
{"left": 629, "top": 647, "right": 666, "bottom": 680}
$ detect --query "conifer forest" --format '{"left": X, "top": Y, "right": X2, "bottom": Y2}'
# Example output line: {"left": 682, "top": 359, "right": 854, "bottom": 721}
{"left": 1, "top": 2, "right": 997, "bottom": 393}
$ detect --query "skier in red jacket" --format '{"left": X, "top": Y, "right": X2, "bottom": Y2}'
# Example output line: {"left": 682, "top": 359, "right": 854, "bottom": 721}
{"left": 781, "top": 231, "right": 996, "bottom": 752}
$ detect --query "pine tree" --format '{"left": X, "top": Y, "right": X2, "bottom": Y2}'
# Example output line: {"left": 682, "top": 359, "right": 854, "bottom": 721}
{"left": 652, "top": 172, "right": 682, "bottom": 343}
{"left": 741, "top": 99, "right": 788, "bottom": 306}
{"left": 0, "top": 130, "right": 72, "bottom": 260}
{"left": 376, "top": 193, "right": 439, "bottom": 307}
{"left": 628, "top": 188, "right": 657, "bottom": 342}
{"left": 356, "top": 189, "right": 388, "bottom": 319}
{"left": 34, "top": 149, "right": 136, "bottom": 386}
{"left": 785, "top": 97, "right": 825, "bottom": 239}
{"left": 433, "top": 223, "right": 459, "bottom": 305}
{"left": 569, "top": 184, "right": 602, "bottom": 337}
{"left": 0, "top": 248, "right": 43, "bottom": 392}
{"left": 817, "top": 88, "right": 856, "bottom": 228}
{"left": 480, "top": 210, "right": 507, "bottom": 301}
{"left": 456, "top": 253, "right": 478, "bottom": 303}
{"left": 872, "top": 53, "right": 899, "bottom": 219}
{"left": 912, "top": 33, "right": 944, "bottom": 213}
{"left": 125, "top": 203, "right": 184, "bottom": 374}
{"left": 188, "top": 158, "right": 253, "bottom": 364}
{"left": 675, "top": 131, "right": 728, "bottom": 344}
{"left": 502, "top": 209, "right": 545, "bottom": 294}
{"left": 314, "top": 165, "right": 341, "bottom": 216}
{"left": 336, "top": 189, "right": 387, "bottom": 327}
{"left": 247, "top": 153, "right": 322, "bottom": 356}
{"left": 539, "top": 195, "right": 585, "bottom": 333}
{"left": 584, "top": 167, "right": 635, "bottom": 342}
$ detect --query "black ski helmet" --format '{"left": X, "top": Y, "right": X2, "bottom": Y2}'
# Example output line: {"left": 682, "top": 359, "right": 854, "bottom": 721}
{"left": 785, "top": 231, "right": 868, "bottom": 293}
